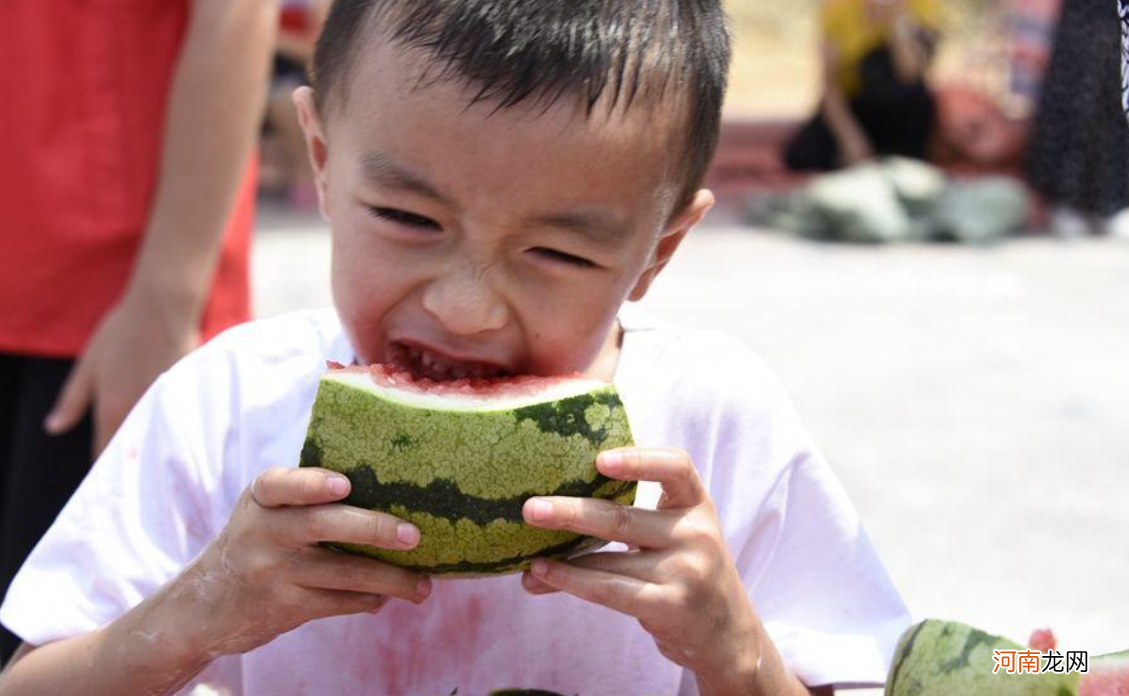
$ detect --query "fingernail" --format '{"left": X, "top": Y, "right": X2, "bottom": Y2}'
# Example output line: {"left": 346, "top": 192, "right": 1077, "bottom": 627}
{"left": 531, "top": 559, "right": 549, "bottom": 578}
{"left": 397, "top": 523, "right": 420, "bottom": 547}
{"left": 526, "top": 499, "right": 552, "bottom": 522}
{"left": 327, "top": 475, "right": 350, "bottom": 497}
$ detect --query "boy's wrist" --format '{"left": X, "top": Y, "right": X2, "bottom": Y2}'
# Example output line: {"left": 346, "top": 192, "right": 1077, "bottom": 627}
{"left": 695, "top": 620, "right": 809, "bottom": 696}
{"left": 91, "top": 577, "right": 218, "bottom": 692}
{"left": 696, "top": 657, "right": 760, "bottom": 696}
{"left": 109, "top": 556, "right": 236, "bottom": 678}
{"left": 693, "top": 623, "right": 763, "bottom": 696}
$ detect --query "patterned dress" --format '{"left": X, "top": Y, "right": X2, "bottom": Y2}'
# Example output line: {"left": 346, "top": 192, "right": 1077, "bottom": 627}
{"left": 1025, "top": 0, "right": 1129, "bottom": 216}
{"left": 1121, "top": 0, "right": 1129, "bottom": 119}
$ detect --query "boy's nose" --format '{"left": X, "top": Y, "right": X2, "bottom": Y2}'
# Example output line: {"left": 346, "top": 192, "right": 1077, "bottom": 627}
{"left": 420, "top": 269, "right": 508, "bottom": 336}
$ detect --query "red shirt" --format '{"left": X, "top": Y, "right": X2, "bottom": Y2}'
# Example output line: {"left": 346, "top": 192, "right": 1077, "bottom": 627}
{"left": 0, "top": 0, "right": 255, "bottom": 358}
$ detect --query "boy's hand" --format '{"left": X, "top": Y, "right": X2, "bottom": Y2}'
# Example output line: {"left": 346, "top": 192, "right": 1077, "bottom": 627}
{"left": 520, "top": 448, "right": 762, "bottom": 695}
{"left": 180, "top": 467, "right": 432, "bottom": 659}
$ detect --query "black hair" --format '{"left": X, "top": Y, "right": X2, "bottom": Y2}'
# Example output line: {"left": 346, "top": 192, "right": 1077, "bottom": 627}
{"left": 312, "top": 0, "right": 731, "bottom": 211}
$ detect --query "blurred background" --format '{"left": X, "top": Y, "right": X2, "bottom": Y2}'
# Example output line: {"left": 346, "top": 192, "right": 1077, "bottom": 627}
{"left": 256, "top": 0, "right": 1129, "bottom": 680}
{"left": 726, "top": 0, "right": 1033, "bottom": 118}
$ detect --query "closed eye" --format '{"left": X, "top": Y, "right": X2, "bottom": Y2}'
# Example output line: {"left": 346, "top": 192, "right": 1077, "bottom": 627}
{"left": 529, "top": 247, "right": 597, "bottom": 268}
{"left": 368, "top": 207, "right": 440, "bottom": 230}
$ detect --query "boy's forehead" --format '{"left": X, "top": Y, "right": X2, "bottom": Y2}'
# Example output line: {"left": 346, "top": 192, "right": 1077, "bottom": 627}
{"left": 328, "top": 36, "right": 687, "bottom": 210}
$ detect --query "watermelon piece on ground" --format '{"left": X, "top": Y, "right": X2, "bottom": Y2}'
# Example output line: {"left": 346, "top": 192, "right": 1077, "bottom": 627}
{"left": 886, "top": 619, "right": 1129, "bottom": 696}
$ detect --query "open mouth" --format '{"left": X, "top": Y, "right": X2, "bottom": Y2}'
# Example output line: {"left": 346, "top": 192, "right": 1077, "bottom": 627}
{"left": 386, "top": 341, "right": 512, "bottom": 382}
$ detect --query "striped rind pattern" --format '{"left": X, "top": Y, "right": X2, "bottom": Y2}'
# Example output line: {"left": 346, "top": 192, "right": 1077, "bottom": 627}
{"left": 300, "top": 374, "right": 636, "bottom": 576}
{"left": 885, "top": 620, "right": 1081, "bottom": 696}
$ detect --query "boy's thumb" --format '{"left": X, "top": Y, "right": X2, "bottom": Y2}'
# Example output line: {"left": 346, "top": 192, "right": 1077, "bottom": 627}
{"left": 44, "top": 363, "right": 93, "bottom": 435}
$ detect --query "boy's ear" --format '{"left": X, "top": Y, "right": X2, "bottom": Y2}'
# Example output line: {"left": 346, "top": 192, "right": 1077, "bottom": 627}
{"left": 292, "top": 86, "right": 331, "bottom": 220}
{"left": 627, "top": 189, "right": 714, "bottom": 302}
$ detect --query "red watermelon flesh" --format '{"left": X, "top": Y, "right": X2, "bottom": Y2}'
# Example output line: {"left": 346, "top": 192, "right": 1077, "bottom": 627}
{"left": 1080, "top": 652, "right": 1129, "bottom": 696}
{"left": 328, "top": 361, "right": 592, "bottom": 402}
{"left": 1029, "top": 629, "right": 1057, "bottom": 652}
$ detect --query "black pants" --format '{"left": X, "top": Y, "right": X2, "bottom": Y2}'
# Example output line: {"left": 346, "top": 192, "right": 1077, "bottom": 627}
{"left": 0, "top": 354, "right": 92, "bottom": 663}
{"left": 784, "top": 46, "right": 937, "bottom": 171}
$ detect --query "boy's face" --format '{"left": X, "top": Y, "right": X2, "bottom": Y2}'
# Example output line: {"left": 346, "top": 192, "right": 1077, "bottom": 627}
{"left": 295, "top": 38, "right": 712, "bottom": 379}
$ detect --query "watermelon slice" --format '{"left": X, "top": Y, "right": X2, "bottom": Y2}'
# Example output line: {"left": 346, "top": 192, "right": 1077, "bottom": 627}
{"left": 886, "top": 619, "right": 1129, "bottom": 696}
{"left": 298, "top": 363, "right": 635, "bottom": 576}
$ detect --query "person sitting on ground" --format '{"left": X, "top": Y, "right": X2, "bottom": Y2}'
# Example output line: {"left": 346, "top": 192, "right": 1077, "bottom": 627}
{"left": 784, "top": 0, "right": 943, "bottom": 171}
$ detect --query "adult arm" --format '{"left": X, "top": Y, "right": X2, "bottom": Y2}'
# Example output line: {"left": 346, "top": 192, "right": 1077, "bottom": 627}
{"left": 819, "top": 42, "right": 873, "bottom": 167}
{"left": 45, "top": 0, "right": 279, "bottom": 456}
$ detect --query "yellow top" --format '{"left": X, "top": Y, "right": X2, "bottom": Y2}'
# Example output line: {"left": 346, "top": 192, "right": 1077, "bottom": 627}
{"left": 821, "top": 0, "right": 943, "bottom": 97}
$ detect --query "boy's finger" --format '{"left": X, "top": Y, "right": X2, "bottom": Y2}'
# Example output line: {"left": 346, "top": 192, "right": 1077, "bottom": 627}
{"left": 565, "top": 549, "right": 657, "bottom": 579}
{"left": 528, "top": 558, "right": 662, "bottom": 620}
{"left": 294, "top": 547, "right": 431, "bottom": 604}
{"left": 251, "top": 467, "right": 353, "bottom": 508}
{"left": 301, "top": 588, "right": 393, "bottom": 620}
{"left": 283, "top": 505, "right": 420, "bottom": 551}
{"left": 520, "top": 570, "right": 561, "bottom": 595}
{"left": 596, "top": 448, "right": 705, "bottom": 509}
{"left": 523, "top": 496, "right": 673, "bottom": 548}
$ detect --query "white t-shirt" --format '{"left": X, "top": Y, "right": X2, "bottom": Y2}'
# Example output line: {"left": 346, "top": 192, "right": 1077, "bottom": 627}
{"left": 1, "top": 306, "right": 910, "bottom": 696}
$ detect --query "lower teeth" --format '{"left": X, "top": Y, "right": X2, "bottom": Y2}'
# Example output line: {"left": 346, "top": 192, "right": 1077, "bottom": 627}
{"left": 392, "top": 344, "right": 505, "bottom": 381}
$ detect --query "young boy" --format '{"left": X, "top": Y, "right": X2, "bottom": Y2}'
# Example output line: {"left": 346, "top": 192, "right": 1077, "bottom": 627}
{"left": 0, "top": 1, "right": 911, "bottom": 694}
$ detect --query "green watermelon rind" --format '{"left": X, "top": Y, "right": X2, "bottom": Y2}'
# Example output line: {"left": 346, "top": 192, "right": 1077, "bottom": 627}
{"left": 886, "top": 619, "right": 1083, "bottom": 696}
{"left": 299, "top": 374, "right": 636, "bottom": 576}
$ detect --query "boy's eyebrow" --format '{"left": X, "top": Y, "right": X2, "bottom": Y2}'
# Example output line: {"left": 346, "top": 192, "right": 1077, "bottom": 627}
{"left": 360, "top": 152, "right": 454, "bottom": 206}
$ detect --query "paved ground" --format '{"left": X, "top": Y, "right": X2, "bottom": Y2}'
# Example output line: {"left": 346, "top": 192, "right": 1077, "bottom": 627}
{"left": 253, "top": 204, "right": 1129, "bottom": 688}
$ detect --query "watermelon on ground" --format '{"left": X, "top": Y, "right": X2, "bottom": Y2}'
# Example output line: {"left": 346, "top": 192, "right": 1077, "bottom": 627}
{"left": 886, "top": 619, "right": 1129, "bottom": 696}
{"left": 299, "top": 363, "right": 635, "bottom": 576}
